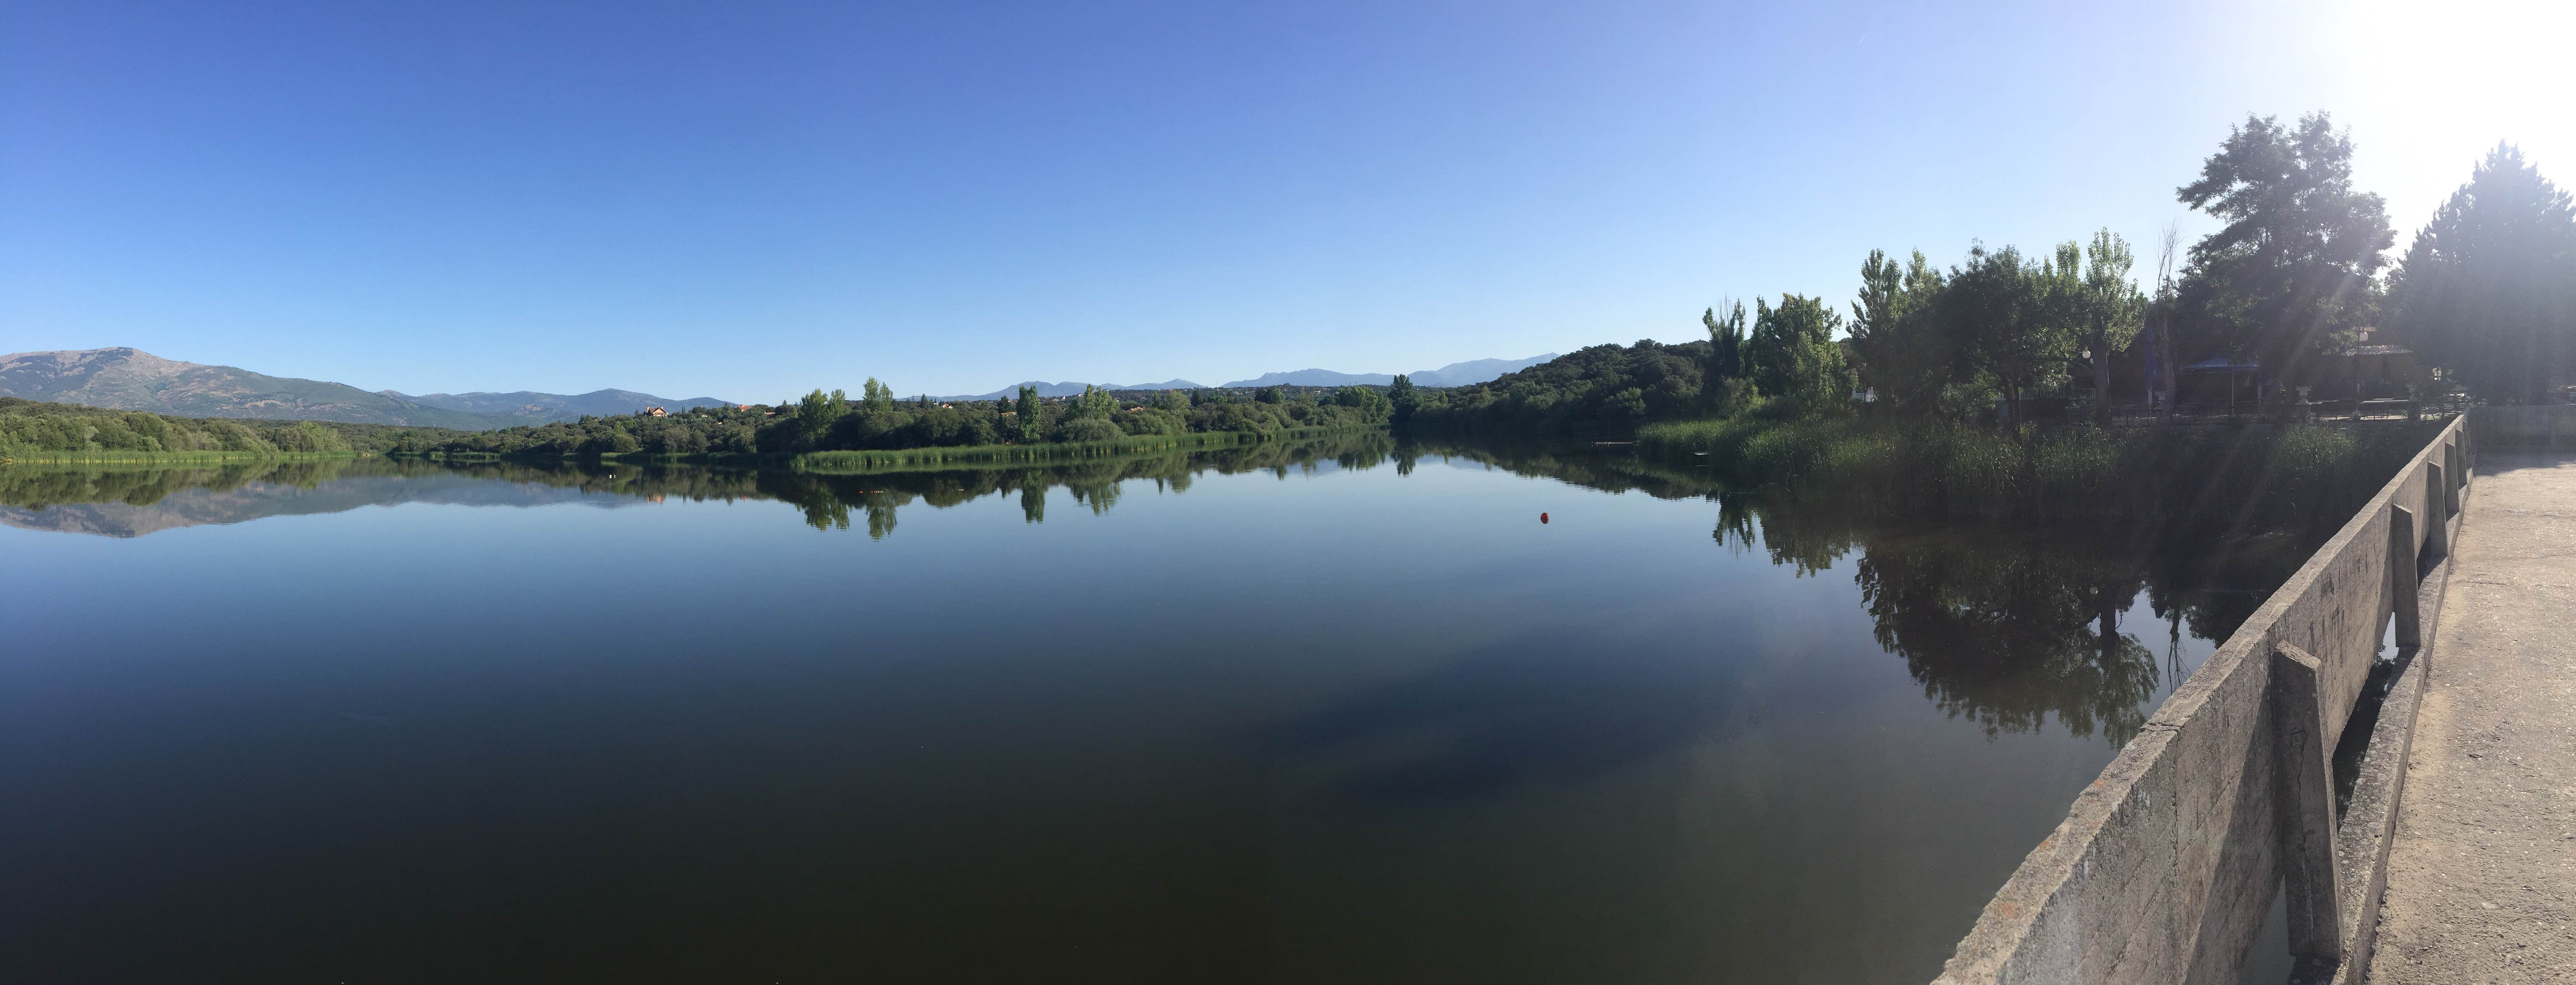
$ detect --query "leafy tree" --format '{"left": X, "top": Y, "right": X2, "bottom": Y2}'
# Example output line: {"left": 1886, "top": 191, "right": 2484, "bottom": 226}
{"left": 1941, "top": 245, "right": 2075, "bottom": 419}
{"left": 1071, "top": 384, "right": 1117, "bottom": 420}
{"left": 2068, "top": 230, "right": 2148, "bottom": 417}
{"left": 2175, "top": 113, "right": 2395, "bottom": 384}
{"left": 796, "top": 388, "right": 849, "bottom": 445}
{"left": 1747, "top": 294, "right": 1854, "bottom": 408}
{"left": 2391, "top": 142, "right": 2576, "bottom": 402}
{"left": 1331, "top": 385, "right": 1393, "bottom": 422}
{"left": 270, "top": 420, "right": 351, "bottom": 454}
{"left": 1387, "top": 373, "right": 1418, "bottom": 423}
{"left": 1848, "top": 249, "right": 1953, "bottom": 414}
{"left": 862, "top": 378, "right": 896, "bottom": 413}
{"left": 1058, "top": 417, "right": 1124, "bottom": 442}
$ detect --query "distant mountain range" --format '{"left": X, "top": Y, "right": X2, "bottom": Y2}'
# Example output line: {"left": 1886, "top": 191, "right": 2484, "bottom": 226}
{"left": 1218, "top": 355, "right": 1559, "bottom": 389}
{"left": 379, "top": 389, "right": 732, "bottom": 420}
{"left": 938, "top": 355, "right": 1556, "bottom": 401}
{"left": 0, "top": 349, "right": 730, "bottom": 429}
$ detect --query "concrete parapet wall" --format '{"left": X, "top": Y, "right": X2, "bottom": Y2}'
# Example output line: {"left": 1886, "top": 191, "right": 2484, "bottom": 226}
{"left": 2469, "top": 405, "right": 2576, "bottom": 447}
{"left": 1933, "top": 416, "right": 2473, "bottom": 985}
{"left": 2319, "top": 545, "right": 2450, "bottom": 985}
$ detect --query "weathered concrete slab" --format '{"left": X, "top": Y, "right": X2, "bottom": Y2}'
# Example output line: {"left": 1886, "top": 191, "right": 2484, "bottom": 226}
{"left": 2370, "top": 452, "right": 2576, "bottom": 983}
{"left": 2319, "top": 495, "right": 2466, "bottom": 985}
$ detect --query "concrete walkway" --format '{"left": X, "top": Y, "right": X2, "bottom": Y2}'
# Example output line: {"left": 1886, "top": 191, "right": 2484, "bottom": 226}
{"left": 2370, "top": 452, "right": 2576, "bottom": 983}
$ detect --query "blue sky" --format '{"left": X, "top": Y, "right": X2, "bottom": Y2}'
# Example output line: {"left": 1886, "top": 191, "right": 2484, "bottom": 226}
{"left": 4, "top": 0, "right": 2568, "bottom": 400}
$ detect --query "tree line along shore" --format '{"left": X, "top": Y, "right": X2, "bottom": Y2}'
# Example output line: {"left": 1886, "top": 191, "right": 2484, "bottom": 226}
{"left": 1399, "top": 115, "right": 2570, "bottom": 441}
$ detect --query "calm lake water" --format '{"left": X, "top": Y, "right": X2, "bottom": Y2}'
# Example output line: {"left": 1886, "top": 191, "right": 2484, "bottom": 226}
{"left": 1, "top": 437, "right": 2306, "bottom": 983}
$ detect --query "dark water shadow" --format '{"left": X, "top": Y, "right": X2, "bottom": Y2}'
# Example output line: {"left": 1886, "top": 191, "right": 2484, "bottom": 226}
{"left": 1272, "top": 631, "right": 1739, "bottom": 804}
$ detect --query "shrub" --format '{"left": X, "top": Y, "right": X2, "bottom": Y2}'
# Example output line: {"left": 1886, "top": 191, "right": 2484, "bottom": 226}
{"left": 1057, "top": 418, "right": 1125, "bottom": 443}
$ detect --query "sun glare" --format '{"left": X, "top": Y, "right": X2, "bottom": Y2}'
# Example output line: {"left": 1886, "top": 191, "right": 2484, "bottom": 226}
{"left": 2336, "top": 0, "right": 2576, "bottom": 224}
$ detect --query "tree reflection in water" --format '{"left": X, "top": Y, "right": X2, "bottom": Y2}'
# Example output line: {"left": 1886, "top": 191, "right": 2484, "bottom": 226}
{"left": 1391, "top": 439, "right": 2309, "bottom": 747}
{"left": 1710, "top": 490, "right": 2306, "bottom": 746}
{"left": 739, "top": 431, "right": 1400, "bottom": 536}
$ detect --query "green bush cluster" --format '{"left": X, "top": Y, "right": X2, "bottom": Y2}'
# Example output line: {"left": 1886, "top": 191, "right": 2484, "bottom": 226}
{"left": 0, "top": 396, "right": 449, "bottom": 460}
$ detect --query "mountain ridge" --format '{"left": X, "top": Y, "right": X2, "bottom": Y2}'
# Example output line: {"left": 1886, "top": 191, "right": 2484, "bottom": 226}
{"left": 1, "top": 348, "right": 513, "bottom": 429}
{"left": 381, "top": 388, "right": 733, "bottom": 419}
{"left": 0, "top": 349, "right": 730, "bottom": 429}
{"left": 937, "top": 355, "right": 1557, "bottom": 402}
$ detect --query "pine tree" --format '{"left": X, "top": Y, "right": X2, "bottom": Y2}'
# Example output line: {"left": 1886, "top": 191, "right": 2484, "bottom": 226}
{"left": 2392, "top": 143, "right": 2576, "bottom": 402}
{"left": 2175, "top": 113, "right": 2395, "bottom": 384}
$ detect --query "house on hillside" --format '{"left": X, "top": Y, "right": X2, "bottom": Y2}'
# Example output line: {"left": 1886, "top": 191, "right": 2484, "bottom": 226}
{"left": 642, "top": 406, "right": 667, "bottom": 417}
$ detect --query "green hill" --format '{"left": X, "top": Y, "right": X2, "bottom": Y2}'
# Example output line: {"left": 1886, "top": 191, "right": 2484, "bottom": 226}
{"left": 0, "top": 348, "right": 513, "bottom": 429}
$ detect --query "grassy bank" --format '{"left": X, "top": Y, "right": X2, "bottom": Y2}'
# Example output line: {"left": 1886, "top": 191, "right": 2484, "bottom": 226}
{"left": 1636, "top": 415, "right": 2439, "bottom": 531}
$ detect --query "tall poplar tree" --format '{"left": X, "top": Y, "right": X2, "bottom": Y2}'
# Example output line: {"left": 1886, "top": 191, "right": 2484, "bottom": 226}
{"left": 2072, "top": 229, "right": 2148, "bottom": 416}
{"left": 1013, "top": 385, "right": 1043, "bottom": 443}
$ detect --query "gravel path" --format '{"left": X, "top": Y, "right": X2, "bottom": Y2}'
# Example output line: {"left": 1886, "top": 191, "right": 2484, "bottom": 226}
{"left": 2370, "top": 452, "right": 2576, "bottom": 984}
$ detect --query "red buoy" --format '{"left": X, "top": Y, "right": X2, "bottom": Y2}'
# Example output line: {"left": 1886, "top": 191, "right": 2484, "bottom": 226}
{"left": 1540, "top": 512, "right": 1549, "bottom": 524}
